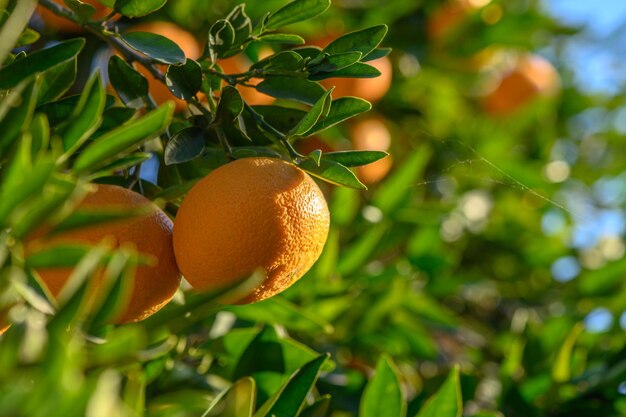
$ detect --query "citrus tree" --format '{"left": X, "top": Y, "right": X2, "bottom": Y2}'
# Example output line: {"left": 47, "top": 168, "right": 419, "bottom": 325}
{"left": 1, "top": 0, "right": 625, "bottom": 416}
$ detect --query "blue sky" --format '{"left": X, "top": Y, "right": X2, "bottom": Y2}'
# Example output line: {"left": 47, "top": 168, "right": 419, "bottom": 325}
{"left": 542, "top": 0, "right": 626, "bottom": 94}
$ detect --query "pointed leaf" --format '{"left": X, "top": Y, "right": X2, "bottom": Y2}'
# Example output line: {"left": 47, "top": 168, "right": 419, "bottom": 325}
{"left": 323, "top": 150, "right": 388, "bottom": 167}
{"left": 164, "top": 126, "right": 206, "bottom": 165}
{"left": 108, "top": 55, "right": 149, "bottom": 106}
{"left": 166, "top": 59, "right": 202, "bottom": 100}
{"left": 360, "top": 354, "right": 406, "bottom": 417}
{"left": 299, "top": 158, "right": 366, "bottom": 190}
{"left": 0, "top": 38, "right": 85, "bottom": 89}
{"left": 308, "top": 97, "right": 371, "bottom": 134}
{"left": 114, "top": 0, "right": 167, "bottom": 18}
{"left": 256, "top": 76, "right": 325, "bottom": 106}
{"left": 265, "top": 0, "right": 331, "bottom": 30}
{"left": 122, "top": 32, "right": 186, "bottom": 64}
{"left": 289, "top": 88, "right": 333, "bottom": 136}
{"left": 323, "top": 25, "right": 388, "bottom": 57}
{"left": 37, "top": 58, "right": 77, "bottom": 104}
{"left": 415, "top": 366, "right": 462, "bottom": 417}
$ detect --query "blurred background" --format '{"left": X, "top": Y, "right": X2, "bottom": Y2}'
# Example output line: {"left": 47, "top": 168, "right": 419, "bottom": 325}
{"left": 29, "top": 0, "right": 626, "bottom": 415}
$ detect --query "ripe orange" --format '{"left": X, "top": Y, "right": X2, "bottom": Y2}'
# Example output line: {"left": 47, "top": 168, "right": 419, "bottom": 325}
{"left": 480, "top": 54, "right": 560, "bottom": 116}
{"left": 125, "top": 22, "right": 202, "bottom": 112}
{"left": 426, "top": 0, "right": 490, "bottom": 41}
{"left": 38, "top": 0, "right": 117, "bottom": 33}
{"left": 28, "top": 184, "right": 181, "bottom": 323}
{"left": 217, "top": 51, "right": 275, "bottom": 105}
{"left": 349, "top": 118, "right": 393, "bottom": 184}
{"left": 173, "top": 157, "right": 330, "bottom": 303}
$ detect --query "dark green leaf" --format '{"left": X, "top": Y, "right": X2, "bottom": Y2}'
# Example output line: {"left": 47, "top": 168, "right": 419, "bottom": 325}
{"left": 293, "top": 46, "right": 322, "bottom": 61}
{"left": 166, "top": 59, "right": 202, "bottom": 100}
{"left": 308, "top": 51, "right": 362, "bottom": 74}
{"left": 217, "top": 85, "right": 244, "bottom": 121}
{"left": 208, "top": 19, "right": 235, "bottom": 61}
{"left": 94, "top": 106, "right": 137, "bottom": 137}
{"left": 36, "top": 58, "right": 77, "bottom": 104}
{"left": 323, "top": 25, "right": 388, "bottom": 57}
{"left": 363, "top": 47, "right": 392, "bottom": 62}
{"left": 49, "top": 205, "right": 155, "bottom": 235}
{"left": 256, "top": 76, "right": 325, "bottom": 106}
{"left": 0, "top": 38, "right": 85, "bottom": 90}
{"left": 251, "top": 51, "right": 303, "bottom": 71}
{"left": 59, "top": 71, "right": 106, "bottom": 156}
{"left": 360, "top": 354, "right": 406, "bottom": 417}
{"left": 37, "top": 94, "right": 116, "bottom": 127}
{"left": 164, "top": 126, "right": 206, "bottom": 165}
{"left": 289, "top": 88, "right": 333, "bottom": 136}
{"left": 73, "top": 102, "right": 174, "bottom": 173}
{"left": 26, "top": 244, "right": 92, "bottom": 268}
{"left": 122, "top": 32, "right": 186, "bottom": 64}
{"left": 308, "top": 97, "right": 371, "bottom": 134}
{"left": 203, "top": 377, "right": 256, "bottom": 417}
{"left": 257, "top": 33, "right": 305, "bottom": 45}
{"left": 231, "top": 146, "right": 283, "bottom": 159}
{"left": 323, "top": 150, "right": 388, "bottom": 167}
{"left": 265, "top": 0, "right": 331, "bottom": 30}
{"left": 64, "top": 0, "right": 97, "bottom": 22}
{"left": 308, "top": 149, "right": 322, "bottom": 165}
{"left": 114, "top": 0, "right": 167, "bottom": 18}
{"left": 0, "top": 78, "right": 39, "bottom": 156}
{"left": 255, "top": 354, "right": 330, "bottom": 417}
{"left": 0, "top": 0, "right": 37, "bottom": 65}
{"left": 226, "top": 4, "right": 252, "bottom": 47}
{"left": 299, "top": 158, "right": 366, "bottom": 190}
{"left": 300, "top": 395, "right": 331, "bottom": 417}
{"left": 310, "top": 62, "right": 380, "bottom": 80}
{"left": 108, "top": 55, "right": 149, "bottom": 106}
{"left": 415, "top": 366, "right": 462, "bottom": 417}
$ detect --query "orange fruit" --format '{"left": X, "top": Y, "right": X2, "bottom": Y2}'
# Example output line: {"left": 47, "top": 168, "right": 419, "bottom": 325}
{"left": 217, "top": 50, "right": 276, "bottom": 105}
{"left": 294, "top": 136, "right": 335, "bottom": 155}
{"left": 28, "top": 184, "right": 181, "bottom": 323}
{"left": 426, "top": 0, "right": 490, "bottom": 41}
{"left": 173, "top": 157, "right": 330, "bottom": 303}
{"left": 480, "top": 54, "right": 560, "bottom": 116}
{"left": 125, "top": 22, "right": 202, "bottom": 112}
{"left": 349, "top": 118, "right": 393, "bottom": 184}
{"left": 38, "top": 0, "right": 117, "bottom": 33}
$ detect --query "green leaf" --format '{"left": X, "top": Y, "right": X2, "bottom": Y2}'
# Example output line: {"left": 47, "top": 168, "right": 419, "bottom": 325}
{"left": 94, "top": 106, "right": 136, "bottom": 137}
{"left": 0, "top": 38, "right": 85, "bottom": 90}
{"left": 36, "top": 58, "right": 77, "bottom": 104}
{"left": 59, "top": 71, "right": 106, "bottom": 157}
{"left": 166, "top": 59, "right": 202, "bottom": 100}
{"left": 308, "top": 149, "right": 322, "bottom": 165}
{"left": 208, "top": 19, "right": 235, "bottom": 61}
{"left": 0, "top": 78, "right": 39, "bottom": 156}
{"left": 323, "top": 25, "right": 388, "bottom": 57}
{"left": 29, "top": 113, "right": 50, "bottom": 161}
{"left": 323, "top": 150, "right": 388, "bottom": 167}
{"left": 552, "top": 323, "right": 584, "bottom": 383}
{"left": 73, "top": 102, "right": 174, "bottom": 173}
{"left": 64, "top": 0, "right": 97, "bottom": 22}
{"left": 299, "top": 158, "right": 366, "bottom": 190}
{"left": 255, "top": 354, "right": 329, "bottom": 417}
{"left": 360, "top": 354, "right": 406, "bottom": 417}
{"left": 265, "top": 0, "right": 331, "bottom": 30}
{"left": 256, "top": 76, "right": 325, "bottom": 106}
{"left": 257, "top": 33, "right": 305, "bottom": 45}
{"left": 363, "top": 47, "right": 392, "bottom": 62}
{"left": 289, "top": 88, "right": 333, "bottom": 137}
{"left": 415, "top": 366, "right": 462, "bottom": 417}
{"left": 300, "top": 395, "right": 331, "bottom": 417}
{"left": 108, "top": 55, "right": 149, "bottom": 106}
{"left": 26, "top": 244, "right": 92, "bottom": 268}
{"left": 37, "top": 94, "right": 116, "bottom": 127}
{"left": 121, "top": 32, "right": 186, "bottom": 64}
{"left": 202, "top": 377, "right": 256, "bottom": 417}
{"left": 15, "top": 27, "right": 40, "bottom": 48}
{"left": 226, "top": 4, "right": 252, "bottom": 48}
{"left": 49, "top": 204, "right": 154, "bottom": 234}
{"left": 231, "top": 146, "right": 282, "bottom": 159}
{"left": 293, "top": 46, "right": 323, "bottom": 61}
{"left": 251, "top": 51, "right": 303, "bottom": 72}
{"left": 308, "top": 97, "right": 371, "bottom": 134}
{"left": 307, "top": 51, "right": 363, "bottom": 75}
{"left": 114, "top": 0, "right": 167, "bottom": 18}
{"left": 217, "top": 85, "right": 244, "bottom": 121}
{"left": 311, "top": 62, "right": 380, "bottom": 80}
{"left": 94, "top": 152, "right": 151, "bottom": 177}
{"left": 164, "top": 126, "right": 206, "bottom": 165}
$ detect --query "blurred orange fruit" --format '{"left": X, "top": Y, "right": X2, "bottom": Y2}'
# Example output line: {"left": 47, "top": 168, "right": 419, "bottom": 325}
{"left": 124, "top": 22, "right": 202, "bottom": 112}
{"left": 349, "top": 118, "right": 393, "bottom": 184}
{"left": 480, "top": 54, "right": 560, "bottom": 116}
{"left": 426, "top": 0, "right": 490, "bottom": 41}
{"left": 173, "top": 157, "right": 330, "bottom": 303}
{"left": 38, "top": 0, "right": 117, "bottom": 33}
{"left": 28, "top": 184, "right": 181, "bottom": 324}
